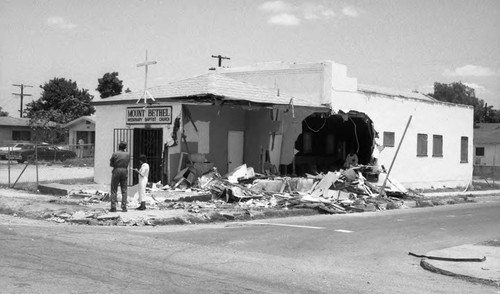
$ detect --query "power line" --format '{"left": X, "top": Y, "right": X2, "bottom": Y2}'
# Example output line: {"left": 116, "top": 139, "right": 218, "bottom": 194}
{"left": 12, "top": 84, "right": 33, "bottom": 118}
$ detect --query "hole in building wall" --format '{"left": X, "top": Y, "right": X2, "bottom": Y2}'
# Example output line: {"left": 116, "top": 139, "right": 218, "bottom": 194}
{"left": 288, "top": 111, "right": 376, "bottom": 176}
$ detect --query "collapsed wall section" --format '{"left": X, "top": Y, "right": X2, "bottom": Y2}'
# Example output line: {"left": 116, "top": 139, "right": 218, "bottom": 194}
{"left": 289, "top": 111, "right": 376, "bottom": 176}
{"left": 331, "top": 90, "right": 474, "bottom": 189}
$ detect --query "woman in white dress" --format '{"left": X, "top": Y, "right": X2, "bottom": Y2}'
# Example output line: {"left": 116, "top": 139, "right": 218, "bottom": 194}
{"left": 133, "top": 154, "right": 149, "bottom": 210}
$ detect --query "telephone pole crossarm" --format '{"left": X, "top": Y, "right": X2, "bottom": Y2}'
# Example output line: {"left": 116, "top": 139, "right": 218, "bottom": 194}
{"left": 12, "top": 84, "right": 33, "bottom": 118}
{"left": 211, "top": 55, "right": 230, "bottom": 67}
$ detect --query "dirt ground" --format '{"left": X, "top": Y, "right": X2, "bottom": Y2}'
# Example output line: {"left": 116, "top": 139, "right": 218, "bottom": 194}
{"left": 0, "top": 160, "right": 94, "bottom": 188}
{"left": 1, "top": 159, "right": 500, "bottom": 227}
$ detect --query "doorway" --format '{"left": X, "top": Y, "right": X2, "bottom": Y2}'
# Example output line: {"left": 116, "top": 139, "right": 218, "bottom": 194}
{"left": 133, "top": 128, "right": 163, "bottom": 185}
{"left": 227, "top": 131, "right": 244, "bottom": 172}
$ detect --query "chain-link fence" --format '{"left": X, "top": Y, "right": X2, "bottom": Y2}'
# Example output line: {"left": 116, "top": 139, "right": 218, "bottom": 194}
{"left": 0, "top": 144, "right": 94, "bottom": 189}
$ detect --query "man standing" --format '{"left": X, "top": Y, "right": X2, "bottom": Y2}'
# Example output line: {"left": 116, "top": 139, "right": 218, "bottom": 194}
{"left": 77, "top": 138, "right": 85, "bottom": 158}
{"left": 109, "top": 142, "right": 130, "bottom": 212}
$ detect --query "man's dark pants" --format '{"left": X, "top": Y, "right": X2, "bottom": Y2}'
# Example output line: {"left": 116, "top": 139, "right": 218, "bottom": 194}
{"left": 110, "top": 168, "right": 128, "bottom": 210}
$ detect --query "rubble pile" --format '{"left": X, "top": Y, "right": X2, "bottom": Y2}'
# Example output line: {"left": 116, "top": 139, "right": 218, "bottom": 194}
{"left": 193, "top": 164, "right": 412, "bottom": 214}
{"left": 70, "top": 189, "right": 110, "bottom": 204}
{"left": 47, "top": 164, "right": 416, "bottom": 226}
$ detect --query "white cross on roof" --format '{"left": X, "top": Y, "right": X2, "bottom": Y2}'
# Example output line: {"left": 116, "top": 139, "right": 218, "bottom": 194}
{"left": 136, "top": 50, "right": 157, "bottom": 105}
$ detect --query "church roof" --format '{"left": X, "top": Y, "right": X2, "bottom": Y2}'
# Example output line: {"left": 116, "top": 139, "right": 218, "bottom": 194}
{"left": 358, "top": 84, "right": 438, "bottom": 102}
{"left": 92, "top": 73, "right": 326, "bottom": 108}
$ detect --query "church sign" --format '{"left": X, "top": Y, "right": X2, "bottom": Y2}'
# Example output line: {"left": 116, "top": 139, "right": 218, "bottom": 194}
{"left": 126, "top": 106, "right": 172, "bottom": 124}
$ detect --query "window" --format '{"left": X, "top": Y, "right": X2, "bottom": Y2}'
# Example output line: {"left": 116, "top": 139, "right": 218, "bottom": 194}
{"left": 432, "top": 135, "right": 443, "bottom": 157}
{"left": 383, "top": 132, "right": 395, "bottom": 147}
{"left": 12, "top": 130, "right": 31, "bottom": 141}
{"left": 475, "top": 147, "right": 485, "bottom": 156}
{"left": 460, "top": 136, "right": 468, "bottom": 163}
{"left": 417, "top": 134, "right": 428, "bottom": 157}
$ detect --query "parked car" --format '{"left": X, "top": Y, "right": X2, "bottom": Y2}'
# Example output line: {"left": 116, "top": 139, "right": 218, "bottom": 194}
{"left": 0, "top": 143, "right": 34, "bottom": 160}
{"left": 8, "top": 145, "right": 77, "bottom": 163}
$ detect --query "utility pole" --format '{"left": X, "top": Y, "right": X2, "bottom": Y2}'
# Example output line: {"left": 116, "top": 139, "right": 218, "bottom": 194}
{"left": 12, "top": 84, "right": 33, "bottom": 118}
{"left": 211, "top": 55, "right": 230, "bottom": 67}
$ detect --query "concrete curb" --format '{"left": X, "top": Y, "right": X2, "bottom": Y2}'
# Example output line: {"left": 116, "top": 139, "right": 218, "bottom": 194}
{"left": 420, "top": 258, "right": 500, "bottom": 288}
{"left": 38, "top": 184, "right": 69, "bottom": 196}
{"left": 418, "top": 244, "right": 500, "bottom": 288}
{"left": 422, "top": 190, "right": 500, "bottom": 198}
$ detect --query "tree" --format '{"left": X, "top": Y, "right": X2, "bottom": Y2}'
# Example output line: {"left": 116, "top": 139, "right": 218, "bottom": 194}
{"left": 0, "top": 106, "right": 8, "bottom": 116}
{"left": 430, "top": 82, "right": 486, "bottom": 123}
{"left": 28, "top": 110, "right": 68, "bottom": 144}
{"left": 24, "top": 77, "right": 95, "bottom": 143}
{"left": 96, "top": 72, "right": 123, "bottom": 98}
{"left": 482, "top": 103, "right": 500, "bottom": 123}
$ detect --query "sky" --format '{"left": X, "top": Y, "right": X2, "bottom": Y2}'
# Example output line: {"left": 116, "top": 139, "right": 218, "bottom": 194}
{"left": 1, "top": 0, "right": 499, "bottom": 117}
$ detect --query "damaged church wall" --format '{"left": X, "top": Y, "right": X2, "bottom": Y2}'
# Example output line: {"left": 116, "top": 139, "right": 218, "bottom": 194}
{"left": 321, "top": 61, "right": 474, "bottom": 189}
{"left": 279, "top": 107, "right": 322, "bottom": 165}
{"left": 184, "top": 104, "right": 322, "bottom": 176}
{"left": 220, "top": 60, "right": 473, "bottom": 189}
{"left": 243, "top": 108, "right": 281, "bottom": 172}
{"left": 331, "top": 90, "right": 474, "bottom": 189}
{"left": 218, "top": 61, "right": 336, "bottom": 168}
{"left": 183, "top": 105, "right": 247, "bottom": 175}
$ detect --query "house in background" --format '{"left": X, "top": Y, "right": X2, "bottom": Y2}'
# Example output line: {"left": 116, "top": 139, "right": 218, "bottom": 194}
{"left": 473, "top": 123, "right": 500, "bottom": 179}
{"left": 63, "top": 116, "right": 95, "bottom": 157}
{"left": 0, "top": 116, "right": 32, "bottom": 144}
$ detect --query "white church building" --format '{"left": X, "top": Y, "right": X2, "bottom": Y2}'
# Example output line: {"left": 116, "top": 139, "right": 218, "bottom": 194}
{"left": 92, "top": 60, "right": 473, "bottom": 189}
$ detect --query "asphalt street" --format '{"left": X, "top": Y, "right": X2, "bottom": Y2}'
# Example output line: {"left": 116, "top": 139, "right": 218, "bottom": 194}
{"left": 0, "top": 199, "right": 499, "bottom": 293}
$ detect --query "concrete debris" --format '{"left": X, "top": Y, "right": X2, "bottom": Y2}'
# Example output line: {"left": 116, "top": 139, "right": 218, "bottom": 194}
{"left": 53, "top": 164, "right": 418, "bottom": 226}
{"left": 192, "top": 165, "right": 414, "bottom": 214}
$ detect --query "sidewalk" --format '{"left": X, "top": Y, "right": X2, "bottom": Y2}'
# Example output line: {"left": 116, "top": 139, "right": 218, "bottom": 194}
{"left": 422, "top": 190, "right": 500, "bottom": 197}
{"left": 0, "top": 185, "right": 317, "bottom": 226}
{"left": 419, "top": 244, "right": 500, "bottom": 287}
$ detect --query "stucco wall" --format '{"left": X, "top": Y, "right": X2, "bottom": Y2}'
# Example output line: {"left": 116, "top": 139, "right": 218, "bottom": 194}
{"left": 332, "top": 91, "right": 474, "bottom": 189}
{"left": 94, "top": 103, "right": 182, "bottom": 185}
{"left": 243, "top": 109, "right": 281, "bottom": 171}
